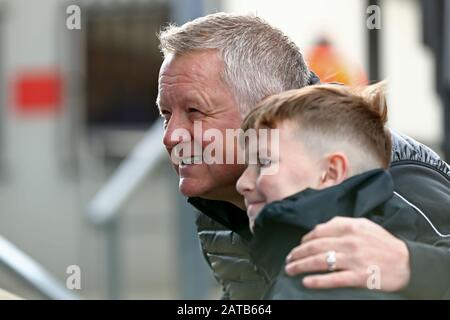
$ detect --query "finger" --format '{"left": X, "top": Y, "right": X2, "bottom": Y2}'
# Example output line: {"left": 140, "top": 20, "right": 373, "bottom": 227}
{"left": 302, "top": 270, "right": 361, "bottom": 289}
{"left": 301, "top": 217, "right": 363, "bottom": 243}
{"left": 285, "top": 252, "right": 347, "bottom": 276}
{"left": 286, "top": 237, "right": 350, "bottom": 263}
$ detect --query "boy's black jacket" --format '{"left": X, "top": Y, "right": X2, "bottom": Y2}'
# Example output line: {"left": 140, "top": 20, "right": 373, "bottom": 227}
{"left": 189, "top": 160, "right": 450, "bottom": 299}
{"left": 250, "top": 169, "right": 424, "bottom": 299}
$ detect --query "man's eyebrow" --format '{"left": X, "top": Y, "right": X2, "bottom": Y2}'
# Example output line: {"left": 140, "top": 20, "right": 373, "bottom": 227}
{"left": 155, "top": 96, "right": 161, "bottom": 108}
{"left": 156, "top": 97, "right": 169, "bottom": 110}
{"left": 155, "top": 99, "right": 167, "bottom": 117}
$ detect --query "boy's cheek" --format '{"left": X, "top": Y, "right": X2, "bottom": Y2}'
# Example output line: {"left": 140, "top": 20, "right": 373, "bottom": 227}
{"left": 260, "top": 162, "right": 280, "bottom": 176}
{"left": 257, "top": 176, "right": 281, "bottom": 202}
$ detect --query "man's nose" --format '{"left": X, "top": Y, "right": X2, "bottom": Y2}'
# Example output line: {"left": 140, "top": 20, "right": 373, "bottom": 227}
{"left": 236, "top": 166, "right": 256, "bottom": 196}
{"left": 162, "top": 114, "right": 192, "bottom": 150}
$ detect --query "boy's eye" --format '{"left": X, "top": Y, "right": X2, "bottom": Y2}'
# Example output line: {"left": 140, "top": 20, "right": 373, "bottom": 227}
{"left": 258, "top": 158, "right": 272, "bottom": 168}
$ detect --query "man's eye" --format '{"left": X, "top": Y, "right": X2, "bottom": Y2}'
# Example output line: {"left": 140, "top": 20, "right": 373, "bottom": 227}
{"left": 160, "top": 110, "right": 171, "bottom": 120}
{"left": 160, "top": 111, "right": 171, "bottom": 128}
{"left": 187, "top": 107, "right": 202, "bottom": 114}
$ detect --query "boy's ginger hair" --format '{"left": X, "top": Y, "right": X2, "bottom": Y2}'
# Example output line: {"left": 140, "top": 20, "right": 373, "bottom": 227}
{"left": 242, "top": 81, "right": 392, "bottom": 170}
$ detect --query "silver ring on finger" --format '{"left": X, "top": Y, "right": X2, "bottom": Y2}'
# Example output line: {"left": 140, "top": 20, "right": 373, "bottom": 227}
{"left": 326, "top": 250, "right": 337, "bottom": 272}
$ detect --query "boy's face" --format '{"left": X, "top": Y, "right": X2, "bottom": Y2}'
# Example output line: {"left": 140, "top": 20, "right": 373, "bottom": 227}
{"left": 237, "top": 122, "right": 325, "bottom": 232}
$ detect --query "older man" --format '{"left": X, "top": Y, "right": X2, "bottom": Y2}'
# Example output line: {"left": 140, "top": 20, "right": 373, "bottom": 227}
{"left": 157, "top": 13, "right": 450, "bottom": 299}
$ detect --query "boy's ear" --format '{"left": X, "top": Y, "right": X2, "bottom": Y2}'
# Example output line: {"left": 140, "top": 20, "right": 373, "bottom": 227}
{"left": 319, "top": 153, "right": 349, "bottom": 188}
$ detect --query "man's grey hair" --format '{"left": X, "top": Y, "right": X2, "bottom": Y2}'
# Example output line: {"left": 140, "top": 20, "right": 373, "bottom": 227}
{"left": 158, "top": 12, "right": 311, "bottom": 116}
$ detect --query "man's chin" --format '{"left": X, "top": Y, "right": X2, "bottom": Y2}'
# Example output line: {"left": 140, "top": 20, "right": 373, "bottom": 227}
{"left": 179, "top": 178, "right": 210, "bottom": 198}
{"left": 178, "top": 178, "right": 232, "bottom": 203}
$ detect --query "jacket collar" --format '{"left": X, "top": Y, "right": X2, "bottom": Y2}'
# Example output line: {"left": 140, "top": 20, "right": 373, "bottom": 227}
{"left": 250, "top": 169, "right": 394, "bottom": 278}
{"left": 307, "top": 71, "right": 321, "bottom": 85}
{"left": 254, "top": 169, "right": 394, "bottom": 231}
{"left": 187, "top": 197, "right": 252, "bottom": 240}
{"left": 187, "top": 169, "right": 393, "bottom": 245}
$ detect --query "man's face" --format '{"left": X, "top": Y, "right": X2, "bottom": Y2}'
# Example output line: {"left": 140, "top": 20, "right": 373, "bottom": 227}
{"left": 236, "top": 122, "right": 325, "bottom": 231}
{"left": 157, "top": 51, "right": 246, "bottom": 204}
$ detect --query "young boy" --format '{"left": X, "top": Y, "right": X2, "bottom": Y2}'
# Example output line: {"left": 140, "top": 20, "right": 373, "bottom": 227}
{"left": 236, "top": 83, "right": 440, "bottom": 299}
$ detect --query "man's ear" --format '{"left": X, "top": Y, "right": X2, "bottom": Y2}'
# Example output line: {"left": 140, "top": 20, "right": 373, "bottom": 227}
{"left": 318, "top": 153, "right": 349, "bottom": 188}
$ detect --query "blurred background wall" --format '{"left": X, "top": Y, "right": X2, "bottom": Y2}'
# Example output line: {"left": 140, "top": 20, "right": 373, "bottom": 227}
{"left": 0, "top": 0, "right": 447, "bottom": 299}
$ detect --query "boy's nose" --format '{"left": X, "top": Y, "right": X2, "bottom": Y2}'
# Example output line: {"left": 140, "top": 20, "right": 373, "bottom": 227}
{"left": 236, "top": 166, "right": 256, "bottom": 196}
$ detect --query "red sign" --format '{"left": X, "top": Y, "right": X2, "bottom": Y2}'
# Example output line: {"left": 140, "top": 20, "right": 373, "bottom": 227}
{"left": 14, "top": 70, "right": 62, "bottom": 115}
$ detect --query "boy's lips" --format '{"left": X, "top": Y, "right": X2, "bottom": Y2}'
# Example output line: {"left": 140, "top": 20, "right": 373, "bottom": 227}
{"left": 246, "top": 201, "right": 266, "bottom": 219}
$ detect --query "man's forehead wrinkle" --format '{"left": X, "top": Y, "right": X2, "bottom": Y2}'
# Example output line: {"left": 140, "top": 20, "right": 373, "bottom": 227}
{"left": 157, "top": 52, "right": 231, "bottom": 116}
{"left": 159, "top": 77, "right": 223, "bottom": 111}
{"left": 158, "top": 82, "right": 210, "bottom": 111}
{"left": 159, "top": 65, "right": 219, "bottom": 86}
{"left": 159, "top": 79, "right": 205, "bottom": 98}
{"left": 159, "top": 51, "right": 224, "bottom": 84}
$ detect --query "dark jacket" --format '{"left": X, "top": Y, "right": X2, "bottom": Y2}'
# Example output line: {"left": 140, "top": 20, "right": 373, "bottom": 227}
{"left": 189, "top": 129, "right": 450, "bottom": 300}
{"left": 251, "top": 169, "right": 439, "bottom": 299}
